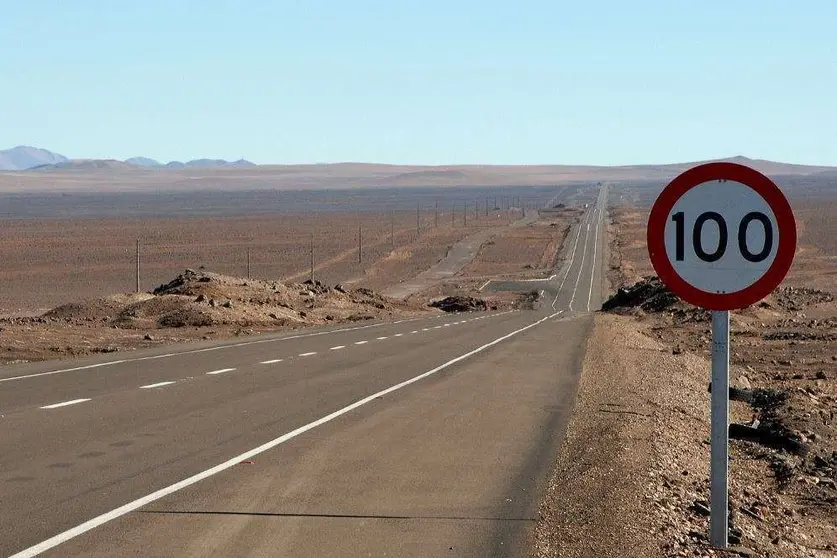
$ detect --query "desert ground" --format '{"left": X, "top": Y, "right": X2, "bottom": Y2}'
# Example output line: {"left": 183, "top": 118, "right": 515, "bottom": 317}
{"left": 535, "top": 197, "right": 837, "bottom": 557}
{"left": 0, "top": 184, "right": 583, "bottom": 365}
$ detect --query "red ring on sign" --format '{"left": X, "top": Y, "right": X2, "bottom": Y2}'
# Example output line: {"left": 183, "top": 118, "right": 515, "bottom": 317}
{"left": 647, "top": 162, "right": 796, "bottom": 310}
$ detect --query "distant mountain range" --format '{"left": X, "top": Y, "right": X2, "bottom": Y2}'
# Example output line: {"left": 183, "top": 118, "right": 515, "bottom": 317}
{"left": 0, "top": 146, "right": 255, "bottom": 171}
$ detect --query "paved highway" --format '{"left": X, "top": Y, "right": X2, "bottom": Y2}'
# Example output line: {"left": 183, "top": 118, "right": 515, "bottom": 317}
{"left": 1, "top": 187, "right": 607, "bottom": 557}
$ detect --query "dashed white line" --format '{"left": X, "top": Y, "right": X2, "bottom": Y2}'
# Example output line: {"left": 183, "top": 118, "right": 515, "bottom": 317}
{"left": 393, "top": 333, "right": 404, "bottom": 337}
{"left": 411, "top": 330, "right": 419, "bottom": 334}
{"left": 298, "top": 352, "right": 317, "bottom": 357}
{"left": 260, "top": 359, "right": 283, "bottom": 364}
{"left": 376, "top": 336, "right": 389, "bottom": 340}
{"left": 206, "top": 368, "right": 236, "bottom": 375}
{"left": 553, "top": 211, "right": 585, "bottom": 310}
{"left": 329, "top": 345, "right": 346, "bottom": 351}
{"left": 421, "top": 328, "right": 430, "bottom": 332}
{"left": 140, "top": 381, "right": 176, "bottom": 389}
{"left": 12, "top": 311, "right": 562, "bottom": 558}
{"left": 354, "top": 341, "right": 368, "bottom": 345}
{"left": 40, "top": 398, "right": 91, "bottom": 410}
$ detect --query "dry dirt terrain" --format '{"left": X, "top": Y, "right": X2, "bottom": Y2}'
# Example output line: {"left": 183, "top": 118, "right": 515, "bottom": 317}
{"left": 0, "top": 206, "right": 570, "bottom": 366}
{"left": 0, "top": 210, "right": 517, "bottom": 315}
{"left": 535, "top": 202, "right": 837, "bottom": 557}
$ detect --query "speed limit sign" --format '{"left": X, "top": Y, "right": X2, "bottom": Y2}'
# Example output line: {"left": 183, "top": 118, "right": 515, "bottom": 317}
{"left": 647, "top": 162, "right": 796, "bottom": 549}
{"left": 648, "top": 162, "right": 796, "bottom": 310}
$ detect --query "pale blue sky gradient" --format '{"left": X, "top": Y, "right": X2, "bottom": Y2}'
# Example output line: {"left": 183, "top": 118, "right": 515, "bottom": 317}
{"left": 2, "top": 1, "right": 836, "bottom": 165}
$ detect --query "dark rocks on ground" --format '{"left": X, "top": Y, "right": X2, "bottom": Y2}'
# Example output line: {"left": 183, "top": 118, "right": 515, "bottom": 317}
{"left": 430, "top": 296, "right": 488, "bottom": 313}
{"left": 601, "top": 276, "right": 680, "bottom": 313}
{"left": 222, "top": 300, "right": 232, "bottom": 309}
{"left": 143, "top": 334, "right": 153, "bottom": 341}
{"left": 195, "top": 294, "right": 207, "bottom": 303}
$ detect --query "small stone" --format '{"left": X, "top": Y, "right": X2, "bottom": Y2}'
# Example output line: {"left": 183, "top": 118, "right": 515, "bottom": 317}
{"left": 143, "top": 334, "right": 153, "bottom": 341}
{"left": 195, "top": 294, "right": 207, "bottom": 302}
{"left": 737, "top": 375, "right": 752, "bottom": 389}
{"left": 222, "top": 300, "right": 233, "bottom": 309}
{"left": 209, "top": 299, "right": 216, "bottom": 307}
{"left": 816, "top": 370, "right": 827, "bottom": 380}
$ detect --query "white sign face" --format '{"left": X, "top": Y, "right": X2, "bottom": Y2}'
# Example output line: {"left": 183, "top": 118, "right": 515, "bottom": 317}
{"left": 663, "top": 180, "right": 779, "bottom": 294}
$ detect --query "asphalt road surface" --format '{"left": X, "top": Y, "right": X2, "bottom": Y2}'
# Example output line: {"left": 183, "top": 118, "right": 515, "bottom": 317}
{"left": 1, "top": 188, "right": 607, "bottom": 557}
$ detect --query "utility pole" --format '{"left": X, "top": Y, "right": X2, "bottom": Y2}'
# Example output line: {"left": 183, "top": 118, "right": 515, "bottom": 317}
{"left": 451, "top": 203, "right": 455, "bottom": 226}
{"left": 416, "top": 202, "right": 420, "bottom": 236}
{"left": 309, "top": 233, "right": 314, "bottom": 283}
{"left": 135, "top": 239, "right": 140, "bottom": 293}
{"left": 485, "top": 196, "right": 489, "bottom": 216}
{"left": 247, "top": 245, "right": 251, "bottom": 280}
{"left": 390, "top": 211, "right": 395, "bottom": 250}
{"left": 435, "top": 200, "right": 438, "bottom": 228}
{"left": 464, "top": 202, "right": 468, "bottom": 226}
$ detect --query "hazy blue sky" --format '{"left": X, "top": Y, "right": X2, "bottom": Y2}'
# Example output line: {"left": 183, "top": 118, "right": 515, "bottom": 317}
{"left": 2, "top": 1, "right": 836, "bottom": 165}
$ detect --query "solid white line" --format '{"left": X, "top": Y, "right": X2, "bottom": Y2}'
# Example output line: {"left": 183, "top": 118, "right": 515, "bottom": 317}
{"left": 10, "top": 311, "right": 561, "bottom": 558}
{"left": 552, "top": 213, "right": 585, "bottom": 310}
{"left": 39, "top": 398, "right": 91, "bottom": 410}
{"left": 568, "top": 213, "right": 593, "bottom": 311}
{"left": 587, "top": 197, "right": 603, "bottom": 312}
{"left": 298, "top": 352, "right": 317, "bottom": 357}
{"left": 1, "top": 360, "right": 127, "bottom": 384}
{"left": 206, "top": 368, "right": 235, "bottom": 375}
{"left": 329, "top": 346, "right": 345, "bottom": 351}
{"left": 260, "top": 359, "right": 283, "bottom": 364}
{"left": 354, "top": 341, "right": 368, "bottom": 345}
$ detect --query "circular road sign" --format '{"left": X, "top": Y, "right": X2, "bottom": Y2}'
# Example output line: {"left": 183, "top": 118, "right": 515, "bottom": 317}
{"left": 647, "top": 162, "right": 796, "bottom": 310}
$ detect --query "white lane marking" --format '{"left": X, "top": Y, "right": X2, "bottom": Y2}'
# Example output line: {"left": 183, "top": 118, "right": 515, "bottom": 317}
{"left": 568, "top": 206, "right": 596, "bottom": 311}
{"left": 393, "top": 333, "right": 403, "bottom": 337}
{"left": 393, "top": 320, "right": 403, "bottom": 324}
{"left": 443, "top": 323, "right": 451, "bottom": 327}
{"left": 569, "top": 207, "right": 594, "bottom": 311}
{"left": 587, "top": 198, "right": 603, "bottom": 312}
{"left": 411, "top": 330, "right": 419, "bottom": 334}
{"left": 40, "top": 398, "right": 91, "bottom": 410}
{"left": 433, "top": 325, "right": 443, "bottom": 329}
{"left": 260, "top": 359, "right": 283, "bottom": 364}
{"left": 1, "top": 360, "right": 127, "bottom": 384}
{"left": 376, "top": 336, "right": 389, "bottom": 340}
{"left": 1, "top": 315, "right": 442, "bottom": 384}
{"left": 552, "top": 209, "right": 587, "bottom": 311}
{"left": 298, "top": 352, "right": 317, "bottom": 357}
{"left": 354, "top": 341, "right": 368, "bottom": 345}
{"left": 139, "top": 381, "right": 176, "bottom": 389}
{"left": 329, "top": 345, "right": 346, "bottom": 351}
{"left": 421, "top": 328, "right": 430, "bottom": 332}
{"left": 478, "top": 279, "right": 491, "bottom": 291}
{"left": 11, "top": 310, "right": 562, "bottom": 558}
{"left": 206, "top": 368, "right": 236, "bottom": 375}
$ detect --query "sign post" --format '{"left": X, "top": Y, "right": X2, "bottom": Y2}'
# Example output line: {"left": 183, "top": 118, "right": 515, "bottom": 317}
{"left": 647, "top": 162, "right": 796, "bottom": 548}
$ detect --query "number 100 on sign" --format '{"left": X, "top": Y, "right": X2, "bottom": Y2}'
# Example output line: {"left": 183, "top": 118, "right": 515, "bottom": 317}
{"left": 664, "top": 180, "right": 778, "bottom": 295}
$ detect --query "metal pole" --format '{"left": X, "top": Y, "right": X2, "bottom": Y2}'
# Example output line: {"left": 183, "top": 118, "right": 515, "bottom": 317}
{"left": 710, "top": 310, "right": 730, "bottom": 549}
{"left": 135, "top": 239, "right": 140, "bottom": 293}
{"left": 309, "top": 233, "right": 314, "bottom": 283}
